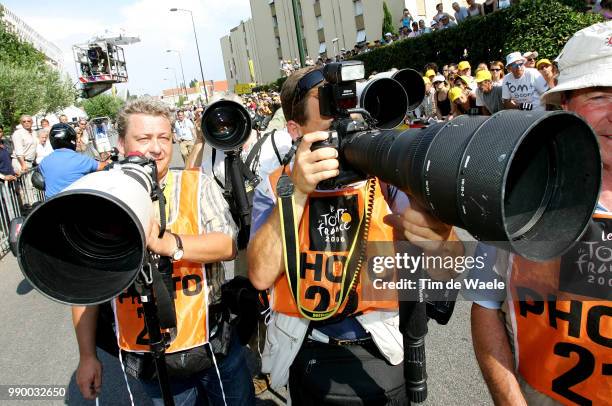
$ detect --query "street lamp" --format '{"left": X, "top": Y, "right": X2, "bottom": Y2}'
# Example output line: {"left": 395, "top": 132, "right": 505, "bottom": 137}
{"left": 164, "top": 67, "right": 180, "bottom": 105}
{"left": 169, "top": 7, "right": 209, "bottom": 103}
{"left": 166, "top": 49, "right": 188, "bottom": 97}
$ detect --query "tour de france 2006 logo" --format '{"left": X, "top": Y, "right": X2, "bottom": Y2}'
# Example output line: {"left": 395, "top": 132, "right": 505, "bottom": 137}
{"left": 309, "top": 195, "right": 359, "bottom": 252}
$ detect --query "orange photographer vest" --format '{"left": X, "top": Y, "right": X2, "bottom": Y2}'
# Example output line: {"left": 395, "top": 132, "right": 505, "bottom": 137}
{"left": 508, "top": 212, "right": 612, "bottom": 405}
{"left": 114, "top": 169, "right": 210, "bottom": 353}
{"left": 269, "top": 167, "right": 398, "bottom": 319}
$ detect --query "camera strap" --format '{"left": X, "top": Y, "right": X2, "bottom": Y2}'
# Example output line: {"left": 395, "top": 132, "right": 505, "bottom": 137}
{"left": 136, "top": 252, "right": 177, "bottom": 331}
{"left": 276, "top": 173, "right": 376, "bottom": 321}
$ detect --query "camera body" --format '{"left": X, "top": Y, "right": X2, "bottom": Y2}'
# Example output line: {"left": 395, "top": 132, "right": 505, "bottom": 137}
{"left": 313, "top": 61, "right": 388, "bottom": 190}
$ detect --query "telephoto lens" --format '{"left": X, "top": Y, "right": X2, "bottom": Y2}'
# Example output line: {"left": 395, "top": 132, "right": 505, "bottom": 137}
{"left": 201, "top": 99, "right": 252, "bottom": 150}
{"left": 343, "top": 110, "right": 600, "bottom": 261}
{"left": 17, "top": 158, "right": 157, "bottom": 305}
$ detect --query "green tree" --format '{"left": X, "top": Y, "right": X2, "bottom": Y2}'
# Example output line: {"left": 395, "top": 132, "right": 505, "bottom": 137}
{"left": 0, "top": 6, "right": 45, "bottom": 68}
{"left": 0, "top": 5, "right": 76, "bottom": 131}
{"left": 382, "top": 2, "right": 395, "bottom": 37}
{"left": 0, "top": 63, "right": 76, "bottom": 132}
{"left": 81, "top": 94, "right": 124, "bottom": 121}
{"left": 189, "top": 78, "right": 198, "bottom": 88}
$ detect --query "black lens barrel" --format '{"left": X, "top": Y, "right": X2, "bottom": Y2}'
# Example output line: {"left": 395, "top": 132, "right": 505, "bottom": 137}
{"left": 201, "top": 100, "right": 252, "bottom": 151}
{"left": 343, "top": 110, "right": 600, "bottom": 261}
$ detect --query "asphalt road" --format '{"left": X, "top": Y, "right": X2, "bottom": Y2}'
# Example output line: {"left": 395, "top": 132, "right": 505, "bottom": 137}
{"left": 0, "top": 147, "right": 493, "bottom": 405}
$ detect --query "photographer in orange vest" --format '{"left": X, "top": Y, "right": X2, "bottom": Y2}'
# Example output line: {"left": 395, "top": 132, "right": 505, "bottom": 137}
{"left": 469, "top": 22, "right": 612, "bottom": 405}
{"left": 247, "top": 66, "right": 463, "bottom": 404}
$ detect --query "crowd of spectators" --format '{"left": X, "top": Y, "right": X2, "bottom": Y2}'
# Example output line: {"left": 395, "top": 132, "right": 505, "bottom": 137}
{"left": 409, "top": 49, "right": 559, "bottom": 123}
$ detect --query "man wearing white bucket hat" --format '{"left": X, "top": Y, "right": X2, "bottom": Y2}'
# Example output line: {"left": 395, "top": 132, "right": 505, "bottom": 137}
{"left": 471, "top": 21, "right": 612, "bottom": 406}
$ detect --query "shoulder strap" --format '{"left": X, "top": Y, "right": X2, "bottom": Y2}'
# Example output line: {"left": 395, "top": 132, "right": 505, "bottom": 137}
{"left": 271, "top": 130, "right": 283, "bottom": 165}
{"left": 245, "top": 129, "right": 276, "bottom": 170}
{"left": 211, "top": 148, "right": 224, "bottom": 189}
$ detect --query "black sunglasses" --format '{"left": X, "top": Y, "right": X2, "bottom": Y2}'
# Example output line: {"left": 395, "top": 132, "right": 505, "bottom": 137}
{"left": 295, "top": 69, "right": 325, "bottom": 102}
{"left": 291, "top": 69, "right": 325, "bottom": 118}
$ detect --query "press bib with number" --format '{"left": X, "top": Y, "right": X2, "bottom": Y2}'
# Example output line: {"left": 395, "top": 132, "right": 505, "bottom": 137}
{"left": 508, "top": 212, "right": 612, "bottom": 405}
{"left": 269, "top": 168, "right": 398, "bottom": 319}
{"left": 114, "top": 169, "right": 210, "bottom": 353}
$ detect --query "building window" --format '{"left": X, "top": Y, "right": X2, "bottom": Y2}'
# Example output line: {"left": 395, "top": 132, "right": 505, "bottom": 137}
{"left": 354, "top": 0, "right": 363, "bottom": 16}
{"left": 273, "top": 15, "right": 278, "bottom": 27}
{"left": 268, "top": 0, "right": 274, "bottom": 4}
{"left": 276, "top": 36, "right": 281, "bottom": 49}
{"left": 356, "top": 29, "right": 366, "bottom": 43}
{"left": 316, "top": 15, "right": 323, "bottom": 29}
{"left": 319, "top": 42, "right": 326, "bottom": 54}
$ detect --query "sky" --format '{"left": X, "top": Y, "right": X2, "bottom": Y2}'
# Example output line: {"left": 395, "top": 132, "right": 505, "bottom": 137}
{"left": 1, "top": 0, "right": 252, "bottom": 96}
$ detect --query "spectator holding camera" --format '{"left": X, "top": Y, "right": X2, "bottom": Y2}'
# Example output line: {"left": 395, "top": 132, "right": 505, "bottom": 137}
{"left": 469, "top": 22, "right": 612, "bottom": 406}
{"left": 72, "top": 98, "right": 254, "bottom": 405}
{"left": 501, "top": 51, "right": 549, "bottom": 111}
{"left": 247, "top": 66, "right": 462, "bottom": 404}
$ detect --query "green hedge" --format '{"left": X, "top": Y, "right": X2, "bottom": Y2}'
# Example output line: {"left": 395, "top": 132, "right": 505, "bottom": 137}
{"left": 354, "top": 0, "right": 602, "bottom": 76}
{"left": 252, "top": 76, "right": 287, "bottom": 93}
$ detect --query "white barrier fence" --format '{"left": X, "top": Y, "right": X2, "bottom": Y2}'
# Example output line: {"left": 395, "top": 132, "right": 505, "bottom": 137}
{"left": 0, "top": 168, "right": 45, "bottom": 258}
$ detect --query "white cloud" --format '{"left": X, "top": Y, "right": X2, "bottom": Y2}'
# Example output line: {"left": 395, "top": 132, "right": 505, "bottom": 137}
{"left": 6, "top": 0, "right": 252, "bottom": 96}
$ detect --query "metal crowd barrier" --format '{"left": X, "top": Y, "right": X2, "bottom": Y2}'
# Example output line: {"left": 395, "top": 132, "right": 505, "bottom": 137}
{"left": 0, "top": 167, "right": 45, "bottom": 258}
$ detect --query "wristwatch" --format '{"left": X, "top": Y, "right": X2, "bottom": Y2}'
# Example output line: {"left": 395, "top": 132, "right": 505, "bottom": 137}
{"left": 170, "top": 233, "right": 184, "bottom": 262}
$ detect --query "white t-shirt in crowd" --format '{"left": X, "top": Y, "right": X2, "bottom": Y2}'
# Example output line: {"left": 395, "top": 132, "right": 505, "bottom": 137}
{"left": 173, "top": 119, "right": 195, "bottom": 141}
{"left": 501, "top": 68, "right": 549, "bottom": 111}
{"left": 35, "top": 141, "right": 54, "bottom": 164}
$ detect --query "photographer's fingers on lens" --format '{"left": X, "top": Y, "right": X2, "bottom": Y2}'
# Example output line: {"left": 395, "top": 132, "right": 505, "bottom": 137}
{"left": 298, "top": 131, "right": 331, "bottom": 151}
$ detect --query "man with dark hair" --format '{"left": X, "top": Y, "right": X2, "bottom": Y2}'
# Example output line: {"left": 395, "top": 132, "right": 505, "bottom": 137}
{"left": 0, "top": 127, "right": 16, "bottom": 183}
{"left": 38, "top": 123, "right": 104, "bottom": 198}
{"left": 73, "top": 98, "right": 254, "bottom": 406}
{"left": 248, "top": 67, "right": 462, "bottom": 403}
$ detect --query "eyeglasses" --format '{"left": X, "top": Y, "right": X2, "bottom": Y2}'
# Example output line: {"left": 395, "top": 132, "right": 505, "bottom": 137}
{"left": 21, "top": 120, "right": 32, "bottom": 123}
{"left": 509, "top": 63, "right": 524, "bottom": 69}
{"left": 490, "top": 68, "right": 502, "bottom": 71}
{"left": 526, "top": 58, "right": 535, "bottom": 62}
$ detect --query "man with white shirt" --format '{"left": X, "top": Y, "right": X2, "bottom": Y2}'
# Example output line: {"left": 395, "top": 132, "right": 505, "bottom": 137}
{"left": 502, "top": 51, "right": 549, "bottom": 111}
{"left": 11, "top": 115, "right": 37, "bottom": 173}
{"left": 173, "top": 110, "right": 196, "bottom": 164}
{"left": 452, "top": 2, "right": 469, "bottom": 23}
{"left": 35, "top": 128, "right": 53, "bottom": 164}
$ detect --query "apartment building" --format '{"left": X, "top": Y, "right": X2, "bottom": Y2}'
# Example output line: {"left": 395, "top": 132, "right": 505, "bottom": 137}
{"left": 222, "top": 0, "right": 467, "bottom": 89}
{"left": 0, "top": 3, "right": 63, "bottom": 68}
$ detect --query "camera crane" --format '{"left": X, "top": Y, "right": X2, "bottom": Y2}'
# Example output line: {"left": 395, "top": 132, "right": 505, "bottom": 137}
{"left": 72, "top": 32, "right": 140, "bottom": 98}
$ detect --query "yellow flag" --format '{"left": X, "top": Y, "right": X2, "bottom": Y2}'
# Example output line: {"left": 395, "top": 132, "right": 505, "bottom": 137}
{"left": 248, "top": 60, "right": 255, "bottom": 82}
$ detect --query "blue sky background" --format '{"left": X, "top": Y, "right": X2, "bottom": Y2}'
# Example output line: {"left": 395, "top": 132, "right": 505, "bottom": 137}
{"left": 2, "top": 0, "right": 252, "bottom": 96}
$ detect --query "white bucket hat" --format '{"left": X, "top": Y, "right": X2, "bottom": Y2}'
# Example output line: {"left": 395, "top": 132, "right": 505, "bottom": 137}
{"left": 541, "top": 21, "right": 612, "bottom": 105}
{"left": 505, "top": 51, "right": 525, "bottom": 67}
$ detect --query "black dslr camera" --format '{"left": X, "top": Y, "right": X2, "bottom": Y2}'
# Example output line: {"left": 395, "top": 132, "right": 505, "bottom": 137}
{"left": 312, "top": 61, "right": 417, "bottom": 190}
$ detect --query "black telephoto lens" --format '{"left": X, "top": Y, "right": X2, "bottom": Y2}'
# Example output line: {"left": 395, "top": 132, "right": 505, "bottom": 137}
{"left": 343, "top": 110, "right": 600, "bottom": 261}
{"left": 201, "top": 100, "right": 252, "bottom": 151}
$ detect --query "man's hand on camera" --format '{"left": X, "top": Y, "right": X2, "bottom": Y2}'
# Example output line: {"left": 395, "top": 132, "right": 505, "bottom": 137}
{"left": 146, "top": 218, "right": 174, "bottom": 257}
{"left": 291, "top": 131, "right": 339, "bottom": 201}
{"left": 384, "top": 200, "right": 458, "bottom": 254}
{"left": 76, "top": 356, "right": 102, "bottom": 400}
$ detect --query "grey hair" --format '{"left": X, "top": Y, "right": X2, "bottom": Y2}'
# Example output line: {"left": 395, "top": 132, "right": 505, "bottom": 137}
{"left": 116, "top": 97, "right": 173, "bottom": 139}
